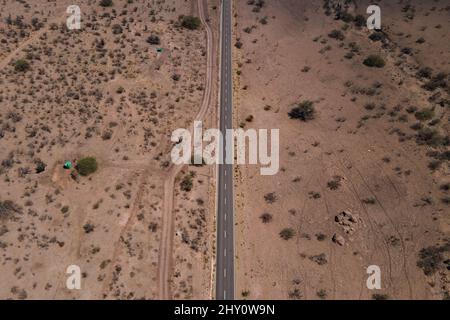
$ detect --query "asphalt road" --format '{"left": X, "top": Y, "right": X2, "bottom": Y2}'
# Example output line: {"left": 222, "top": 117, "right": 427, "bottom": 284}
{"left": 216, "top": 0, "right": 234, "bottom": 300}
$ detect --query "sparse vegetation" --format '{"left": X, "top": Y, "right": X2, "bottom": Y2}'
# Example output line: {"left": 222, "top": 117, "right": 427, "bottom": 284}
{"left": 264, "top": 192, "right": 277, "bottom": 204}
{"left": 0, "top": 200, "right": 22, "bottom": 220}
{"left": 415, "top": 108, "right": 434, "bottom": 121}
{"left": 180, "top": 173, "right": 194, "bottom": 192}
{"left": 35, "top": 160, "right": 46, "bottom": 174}
{"left": 423, "top": 72, "right": 448, "bottom": 91}
{"left": 327, "top": 177, "right": 342, "bottom": 190}
{"left": 288, "top": 100, "right": 315, "bottom": 121}
{"left": 83, "top": 223, "right": 95, "bottom": 234}
{"left": 417, "top": 67, "right": 433, "bottom": 79}
{"left": 279, "top": 228, "right": 295, "bottom": 240}
{"left": 363, "top": 55, "right": 386, "bottom": 68}
{"left": 416, "top": 128, "right": 449, "bottom": 147}
{"left": 369, "top": 32, "right": 386, "bottom": 42}
{"left": 260, "top": 212, "right": 273, "bottom": 223}
{"left": 317, "top": 289, "right": 327, "bottom": 299}
{"left": 14, "top": 59, "right": 30, "bottom": 72}
{"left": 181, "top": 16, "right": 201, "bottom": 30}
{"left": 146, "top": 35, "right": 160, "bottom": 45}
{"left": 417, "top": 242, "right": 450, "bottom": 276}
{"left": 354, "top": 14, "right": 366, "bottom": 27}
{"left": 99, "top": 0, "right": 113, "bottom": 7}
{"left": 328, "top": 29, "right": 345, "bottom": 41}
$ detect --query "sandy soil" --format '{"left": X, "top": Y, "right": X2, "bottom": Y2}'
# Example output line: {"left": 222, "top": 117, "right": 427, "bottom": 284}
{"left": 234, "top": 0, "right": 450, "bottom": 300}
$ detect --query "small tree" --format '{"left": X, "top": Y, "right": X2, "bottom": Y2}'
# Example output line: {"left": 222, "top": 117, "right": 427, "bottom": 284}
{"left": 279, "top": 228, "right": 295, "bottom": 240}
{"left": 328, "top": 29, "right": 345, "bottom": 41}
{"left": 288, "top": 100, "right": 315, "bottom": 121}
{"left": 259, "top": 213, "right": 273, "bottom": 223}
{"left": 363, "top": 55, "right": 386, "bottom": 68}
{"left": 241, "top": 290, "right": 250, "bottom": 298}
{"left": 83, "top": 223, "right": 95, "bottom": 233}
{"left": 181, "top": 16, "right": 201, "bottom": 30}
{"left": 415, "top": 108, "right": 434, "bottom": 121}
{"left": 14, "top": 59, "right": 30, "bottom": 72}
{"left": 354, "top": 15, "right": 366, "bottom": 27}
{"left": 180, "top": 174, "right": 193, "bottom": 192}
{"left": 147, "top": 35, "right": 160, "bottom": 45}
{"left": 76, "top": 157, "right": 98, "bottom": 176}
{"left": 99, "top": 0, "right": 113, "bottom": 7}
{"left": 112, "top": 24, "right": 122, "bottom": 34}
{"left": 35, "top": 159, "right": 46, "bottom": 173}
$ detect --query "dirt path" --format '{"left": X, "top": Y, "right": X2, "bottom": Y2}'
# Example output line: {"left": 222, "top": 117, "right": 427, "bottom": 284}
{"left": 157, "top": 0, "right": 215, "bottom": 299}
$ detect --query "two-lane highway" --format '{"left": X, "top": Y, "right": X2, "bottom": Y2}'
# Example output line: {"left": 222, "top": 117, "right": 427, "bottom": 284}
{"left": 216, "top": 0, "right": 234, "bottom": 300}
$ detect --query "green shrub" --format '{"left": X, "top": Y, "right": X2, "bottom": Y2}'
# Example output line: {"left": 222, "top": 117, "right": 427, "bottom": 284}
{"left": 279, "top": 228, "right": 295, "bottom": 240}
{"left": 354, "top": 14, "right": 366, "bottom": 27}
{"left": 146, "top": 35, "right": 160, "bottom": 45}
{"left": 181, "top": 15, "right": 201, "bottom": 30}
{"left": 0, "top": 200, "right": 22, "bottom": 220}
{"left": 259, "top": 212, "right": 273, "bottom": 223}
{"left": 288, "top": 100, "right": 315, "bottom": 121}
{"left": 327, "top": 180, "right": 340, "bottom": 190}
{"left": 340, "top": 12, "right": 354, "bottom": 23}
{"left": 368, "top": 32, "right": 385, "bottom": 42}
{"left": 417, "top": 243, "right": 450, "bottom": 276}
{"left": 99, "top": 0, "right": 113, "bottom": 7}
{"left": 111, "top": 24, "right": 122, "bottom": 34}
{"left": 416, "top": 128, "right": 447, "bottom": 147}
{"left": 417, "top": 67, "right": 433, "bottom": 79}
{"left": 76, "top": 157, "right": 98, "bottom": 176}
{"left": 14, "top": 59, "right": 30, "bottom": 72}
{"left": 317, "top": 289, "right": 328, "bottom": 299}
{"left": 422, "top": 72, "right": 447, "bottom": 91}
{"left": 363, "top": 55, "right": 386, "bottom": 68}
{"left": 328, "top": 29, "right": 345, "bottom": 41}
{"left": 428, "top": 160, "right": 442, "bottom": 171}
{"left": 83, "top": 223, "right": 95, "bottom": 233}
{"left": 180, "top": 174, "right": 193, "bottom": 192}
{"left": 414, "top": 108, "right": 434, "bottom": 121}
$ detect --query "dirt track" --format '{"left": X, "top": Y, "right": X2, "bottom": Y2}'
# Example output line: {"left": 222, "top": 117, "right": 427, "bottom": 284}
{"left": 157, "top": 0, "right": 216, "bottom": 299}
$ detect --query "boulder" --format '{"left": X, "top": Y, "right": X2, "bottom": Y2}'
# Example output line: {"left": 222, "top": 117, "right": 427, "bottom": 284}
{"left": 332, "top": 233, "right": 345, "bottom": 246}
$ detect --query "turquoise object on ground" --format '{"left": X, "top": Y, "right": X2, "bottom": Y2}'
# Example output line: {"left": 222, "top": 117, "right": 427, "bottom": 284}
{"left": 64, "top": 161, "right": 72, "bottom": 169}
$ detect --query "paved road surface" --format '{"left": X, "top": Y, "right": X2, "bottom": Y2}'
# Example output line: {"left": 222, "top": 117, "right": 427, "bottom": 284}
{"left": 216, "top": 0, "right": 234, "bottom": 300}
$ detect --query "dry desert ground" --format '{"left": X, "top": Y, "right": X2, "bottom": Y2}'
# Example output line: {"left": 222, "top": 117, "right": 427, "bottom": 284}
{"left": 234, "top": 0, "right": 450, "bottom": 300}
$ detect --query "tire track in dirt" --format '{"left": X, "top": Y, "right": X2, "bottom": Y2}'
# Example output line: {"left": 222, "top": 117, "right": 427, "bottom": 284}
{"left": 318, "top": 183, "right": 337, "bottom": 299}
{"left": 352, "top": 165, "right": 413, "bottom": 299}
{"left": 335, "top": 155, "right": 397, "bottom": 294}
{"left": 311, "top": 128, "right": 395, "bottom": 295}
{"left": 100, "top": 166, "right": 153, "bottom": 297}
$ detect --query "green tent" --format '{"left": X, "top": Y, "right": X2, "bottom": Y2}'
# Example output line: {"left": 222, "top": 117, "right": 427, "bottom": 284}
{"left": 63, "top": 161, "right": 72, "bottom": 169}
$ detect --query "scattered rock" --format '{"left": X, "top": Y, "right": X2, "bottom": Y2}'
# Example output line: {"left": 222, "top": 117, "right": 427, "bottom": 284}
{"left": 309, "top": 253, "right": 328, "bottom": 265}
{"left": 335, "top": 210, "right": 360, "bottom": 234}
{"left": 332, "top": 233, "right": 345, "bottom": 246}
